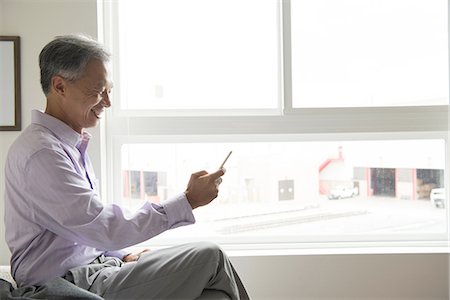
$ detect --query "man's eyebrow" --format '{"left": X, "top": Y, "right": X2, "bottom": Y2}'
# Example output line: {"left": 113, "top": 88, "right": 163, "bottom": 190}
{"left": 93, "top": 80, "right": 112, "bottom": 90}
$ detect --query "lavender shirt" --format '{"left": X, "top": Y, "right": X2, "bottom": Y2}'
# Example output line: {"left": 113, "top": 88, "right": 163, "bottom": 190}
{"left": 4, "top": 110, "right": 195, "bottom": 286}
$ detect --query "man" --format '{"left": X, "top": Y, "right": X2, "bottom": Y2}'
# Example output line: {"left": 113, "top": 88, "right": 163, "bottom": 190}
{"left": 5, "top": 34, "right": 249, "bottom": 299}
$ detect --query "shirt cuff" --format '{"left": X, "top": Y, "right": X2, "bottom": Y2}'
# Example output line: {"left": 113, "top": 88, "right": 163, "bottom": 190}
{"left": 152, "top": 193, "right": 195, "bottom": 229}
{"left": 104, "top": 249, "right": 131, "bottom": 260}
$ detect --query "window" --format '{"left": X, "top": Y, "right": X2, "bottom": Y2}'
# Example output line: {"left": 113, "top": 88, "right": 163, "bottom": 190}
{"left": 112, "top": 0, "right": 280, "bottom": 113}
{"left": 290, "top": 0, "right": 448, "bottom": 108}
{"left": 101, "top": 0, "right": 449, "bottom": 251}
{"left": 117, "top": 138, "right": 446, "bottom": 247}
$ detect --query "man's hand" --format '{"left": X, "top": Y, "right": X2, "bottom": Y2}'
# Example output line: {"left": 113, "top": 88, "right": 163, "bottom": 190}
{"left": 185, "top": 169, "right": 225, "bottom": 209}
{"left": 122, "top": 248, "right": 150, "bottom": 262}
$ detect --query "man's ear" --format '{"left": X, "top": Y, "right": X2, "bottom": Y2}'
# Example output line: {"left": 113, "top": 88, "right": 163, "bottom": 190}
{"left": 51, "top": 75, "right": 67, "bottom": 97}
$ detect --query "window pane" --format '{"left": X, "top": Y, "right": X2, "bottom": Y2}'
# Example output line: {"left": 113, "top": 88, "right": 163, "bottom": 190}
{"left": 116, "top": 0, "right": 279, "bottom": 110}
{"left": 119, "top": 139, "right": 446, "bottom": 244}
{"left": 291, "top": 0, "right": 449, "bottom": 108}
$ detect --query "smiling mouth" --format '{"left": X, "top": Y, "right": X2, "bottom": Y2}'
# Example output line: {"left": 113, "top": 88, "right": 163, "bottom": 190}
{"left": 91, "top": 109, "right": 103, "bottom": 119}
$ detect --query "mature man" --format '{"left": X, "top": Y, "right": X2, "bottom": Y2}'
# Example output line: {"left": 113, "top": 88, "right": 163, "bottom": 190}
{"left": 5, "top": 34, "right": 249, "bottom": 299}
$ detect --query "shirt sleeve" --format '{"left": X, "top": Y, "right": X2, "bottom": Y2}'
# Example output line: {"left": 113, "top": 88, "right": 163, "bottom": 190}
{"left": 104, "top": 249, "right": 131, "bottom": 259}
{"left": 24, "top": 148, "right": 195, "bottom": 251}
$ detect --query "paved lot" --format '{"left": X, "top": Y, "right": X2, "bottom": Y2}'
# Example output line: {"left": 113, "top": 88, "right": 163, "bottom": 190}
{"left": 145, "top": 196, "right": 448, "bottom": 245}
{"left": 197, "top": 196, "right": 447, "bottom": 236}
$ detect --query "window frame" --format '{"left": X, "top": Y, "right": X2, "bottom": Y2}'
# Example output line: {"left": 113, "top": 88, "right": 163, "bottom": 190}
{"left": 105, "top": 0, "right": 284, "bottom": 116}
{"left": 99, "top": 0, "right": 450, "bottom": 251}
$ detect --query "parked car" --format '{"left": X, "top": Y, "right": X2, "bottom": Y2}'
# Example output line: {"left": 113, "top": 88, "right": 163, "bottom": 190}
{"left": 328, "top": 186, "right": 358, "bottom": 200}
{"left": 430, "top": 188, "right": 445, "bottom": 208}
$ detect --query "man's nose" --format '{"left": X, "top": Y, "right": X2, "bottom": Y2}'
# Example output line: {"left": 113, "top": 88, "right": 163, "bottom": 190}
{"left": 102, "top": 91, "right": 112, "bottom": 107}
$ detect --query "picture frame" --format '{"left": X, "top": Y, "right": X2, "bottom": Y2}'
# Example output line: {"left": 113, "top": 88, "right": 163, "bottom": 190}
{"left": 0, "top": 36, "right": 21, "bottom": 131}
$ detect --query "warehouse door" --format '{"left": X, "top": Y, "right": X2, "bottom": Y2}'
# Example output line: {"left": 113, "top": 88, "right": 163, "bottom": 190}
{"left": 371, "top": 168, "right": 396, "bottom": 197}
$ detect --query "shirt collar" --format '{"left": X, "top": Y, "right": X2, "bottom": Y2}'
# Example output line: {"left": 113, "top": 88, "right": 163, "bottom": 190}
{"left": 31, "top": 110, "right": 91, "bottom": 148}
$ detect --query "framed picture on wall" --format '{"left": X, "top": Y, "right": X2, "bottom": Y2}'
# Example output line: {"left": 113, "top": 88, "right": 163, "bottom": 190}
{"left": 0, "top": 36, "right": 21, "bottom": 131}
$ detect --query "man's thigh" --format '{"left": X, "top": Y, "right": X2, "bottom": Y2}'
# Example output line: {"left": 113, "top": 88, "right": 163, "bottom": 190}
{"left": 101, "top": 242, "right": 237, "bottom": 300}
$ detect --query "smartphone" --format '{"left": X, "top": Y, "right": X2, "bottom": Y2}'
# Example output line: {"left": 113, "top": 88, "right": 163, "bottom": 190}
{"left": 219, "top": 151, "right": 232, "bottom": 169}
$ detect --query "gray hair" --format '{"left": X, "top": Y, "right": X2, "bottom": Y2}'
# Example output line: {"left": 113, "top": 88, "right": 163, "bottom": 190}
{"left": 39, "top": 34, "right": 110, "bottom": 95}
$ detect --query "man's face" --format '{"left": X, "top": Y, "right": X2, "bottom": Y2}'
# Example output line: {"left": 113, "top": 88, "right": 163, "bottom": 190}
{"left": 61, "top": 59, "right": 113, "bottom": 133}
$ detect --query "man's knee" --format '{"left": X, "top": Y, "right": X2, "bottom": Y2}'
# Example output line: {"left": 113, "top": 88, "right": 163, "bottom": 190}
{"left": 186, "top": 241, "right": 227, "bottom": 267}
{"left": 193, "top": 241, "right": 224, "bottom": 258}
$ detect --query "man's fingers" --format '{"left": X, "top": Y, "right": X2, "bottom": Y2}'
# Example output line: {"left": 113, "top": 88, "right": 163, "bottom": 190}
{"left": 209, "top": 168, "right": 225, "bottom": 180}
{"left": 186, "top": 168, "right": 226, "bottom": 209}
{"left": 192, "top": 170, "right": 208, "bottom": 178}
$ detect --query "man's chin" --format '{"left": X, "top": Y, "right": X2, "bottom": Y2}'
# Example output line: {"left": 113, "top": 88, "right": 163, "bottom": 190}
{"left": 85, "top": 114, "right": 101, "bottom": 129}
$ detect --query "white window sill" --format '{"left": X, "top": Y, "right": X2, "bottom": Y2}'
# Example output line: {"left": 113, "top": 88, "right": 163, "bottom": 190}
{"left": 129, "top": 241, "right": 450, "bottom": 257}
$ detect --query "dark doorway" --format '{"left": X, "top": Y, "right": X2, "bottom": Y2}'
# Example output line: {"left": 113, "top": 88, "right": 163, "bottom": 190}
{"left": 416, "top": 169, "right": 444, "bottom": 199}
{"left": 416, "top": 169, "right": 444, "bottom": 187}
{"left": 371, "top": 168, "right": 396, "bottom": 197}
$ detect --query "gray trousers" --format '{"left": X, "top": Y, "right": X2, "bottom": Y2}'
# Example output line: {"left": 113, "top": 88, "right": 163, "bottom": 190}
{"left": 64, "top": 242, "right": 249, "bottom": 300}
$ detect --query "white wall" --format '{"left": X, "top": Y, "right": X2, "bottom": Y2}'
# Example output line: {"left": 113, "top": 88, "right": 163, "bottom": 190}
{"left": 231, "top": 253, "right": 448, "bottom": 300}
{"left": 0, "top": 1, "right": 448, "bottom": 299}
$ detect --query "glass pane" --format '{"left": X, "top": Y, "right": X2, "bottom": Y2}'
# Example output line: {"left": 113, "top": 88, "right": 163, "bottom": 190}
{"left": 291, "top": 0, "right": 449, "bottom": 108}
{"left": 120, "top": 139, "right": 446, "bottom": 244}
{"left": 116, "top": 0, "right": 279, "bottom": 110}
